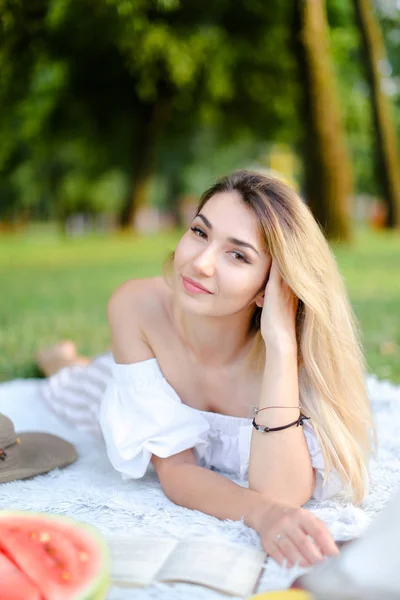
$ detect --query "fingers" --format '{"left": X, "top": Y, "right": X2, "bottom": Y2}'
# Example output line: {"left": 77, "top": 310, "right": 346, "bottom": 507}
{"left": 288, "top": 530, "right": 325, "bottom": 567}
{"left": 263, "top": 541, "right": 287, "bottom": 567}
{"left": 265, "top": 532, "right": 322, "bottom": 569}
{"left": 301, "top": 515, "right": 339, "bottom": 558}
{"left": 266, "top": 258, "right": 280, "bottom": 288}
{"left": 266, "top": 259, "right": 297, "bottom": 307}
{"left": 274, "top": 535, "right": 309, "bottom": 568}
{"left": 262, "top": 511, "right": 338, "bottom": 569}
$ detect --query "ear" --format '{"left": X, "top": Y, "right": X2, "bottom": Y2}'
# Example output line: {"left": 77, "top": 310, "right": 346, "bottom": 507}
{"left": 255, "top": 292, "right": 265, "bottom": 308}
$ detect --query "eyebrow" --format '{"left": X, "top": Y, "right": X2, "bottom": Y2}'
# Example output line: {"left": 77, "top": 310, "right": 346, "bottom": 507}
{"left": 196, "top": 213, "right": 260, "bottom": 256}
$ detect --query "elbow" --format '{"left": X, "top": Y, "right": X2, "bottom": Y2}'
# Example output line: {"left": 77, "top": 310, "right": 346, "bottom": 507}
{"left": 156, "top": 465, "right": 190, "bottom": 508}
{"left": 249, "top": 470, "right": 315, "bottom": 507}
{"left": 158, "top": 477, "right": 178, "bottom": 504}
{"left": 153, "top": 465, "right": 180, "bottom": 504}
{"left": 151, "top": 450, "right": 196, "bottom": 505}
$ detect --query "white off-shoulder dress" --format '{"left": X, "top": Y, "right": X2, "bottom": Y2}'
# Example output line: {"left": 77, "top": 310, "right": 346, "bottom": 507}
{"left": 40, "top": 352, "right": 342, "bottom": 501}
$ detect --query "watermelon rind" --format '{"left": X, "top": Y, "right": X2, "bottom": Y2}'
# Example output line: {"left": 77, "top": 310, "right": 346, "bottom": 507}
{"left": 0, "top": 510, "right": 110, "bottom": 600}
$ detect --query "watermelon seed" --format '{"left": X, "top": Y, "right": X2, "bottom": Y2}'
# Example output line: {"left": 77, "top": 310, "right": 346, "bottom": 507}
{"left": 30, "top": 531, "right": 38, "bottom": 540}
{"left": 45, "top": 543, "right": 55, "bottom": 555}
{"left": 39, "top": 532, "right": 51, "bottom": 542}
{"left": 43, "top": 542, "right": 65, "bottom": 571}
{"left": 79, "top": 552, "right": 89, "bottom": 562}
{"left": 61, "top": 571, "right": 72, "bottom": 580}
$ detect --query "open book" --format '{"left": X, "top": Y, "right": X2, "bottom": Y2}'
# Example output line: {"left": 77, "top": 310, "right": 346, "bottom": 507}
{"left": 106, "top": 535, "right": 266, "bottom": 597}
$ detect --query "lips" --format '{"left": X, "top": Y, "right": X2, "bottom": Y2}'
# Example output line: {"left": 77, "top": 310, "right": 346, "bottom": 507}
{"left": 182, "top": 276, "right": 212, "bottom": 293}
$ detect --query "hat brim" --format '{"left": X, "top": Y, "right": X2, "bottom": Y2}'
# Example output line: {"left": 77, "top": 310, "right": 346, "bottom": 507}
{"left": 0, "top": 432, "right": 78, "bottom": 484}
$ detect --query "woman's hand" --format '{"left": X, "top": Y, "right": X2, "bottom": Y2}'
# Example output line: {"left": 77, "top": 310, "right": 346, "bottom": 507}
{"left": 260, "top": 259, "right": 298, "bottom": 351}
{"left": 251, "top": 500, "right": 339, "bottom": 568}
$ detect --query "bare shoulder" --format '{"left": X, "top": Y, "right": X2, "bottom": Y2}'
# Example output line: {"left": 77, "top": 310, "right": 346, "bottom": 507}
{"left": 107, "top": 276, "right": 170, "bottom": 363}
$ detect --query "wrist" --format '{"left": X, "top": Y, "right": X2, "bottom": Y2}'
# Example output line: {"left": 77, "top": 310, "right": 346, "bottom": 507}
{"left": 245, "top": 493, "right": 273, "bottom": 532}
{"left": 264, "top": 336, "right": 297, "bottom": 358}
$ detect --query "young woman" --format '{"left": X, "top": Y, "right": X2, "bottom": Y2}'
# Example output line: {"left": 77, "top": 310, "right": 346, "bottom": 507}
{"left": 37, "top": 170, "right": 374, "bottom": 570}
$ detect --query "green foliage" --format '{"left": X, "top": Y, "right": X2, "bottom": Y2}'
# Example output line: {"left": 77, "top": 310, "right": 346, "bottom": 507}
{"left": 0, "top": 0, "right": 399, "bottom": 223}
{"left": 0, "top": 0, "right": 301, "bottom": 222}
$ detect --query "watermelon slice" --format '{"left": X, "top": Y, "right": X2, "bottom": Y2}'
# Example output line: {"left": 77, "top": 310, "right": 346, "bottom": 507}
{"left": 0, "top": 552, "right": 41, "bottom": 600}
{"left": 0, "top": 511, "right": 110, "bottom": 600}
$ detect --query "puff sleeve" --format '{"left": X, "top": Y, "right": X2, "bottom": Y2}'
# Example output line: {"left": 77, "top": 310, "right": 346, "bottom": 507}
{"left": 99, "top": 358, "right": 210, "bottom": 479}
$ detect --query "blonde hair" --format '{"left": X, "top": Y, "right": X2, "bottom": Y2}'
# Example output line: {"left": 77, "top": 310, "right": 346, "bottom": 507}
{"left": 165, "top": 169, "right": 375, "bottom": 504}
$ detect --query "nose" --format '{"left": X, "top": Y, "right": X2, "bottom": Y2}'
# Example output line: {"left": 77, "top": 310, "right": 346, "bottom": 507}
{"left": 192, "top": 246, "right": 216, "bottom": 277}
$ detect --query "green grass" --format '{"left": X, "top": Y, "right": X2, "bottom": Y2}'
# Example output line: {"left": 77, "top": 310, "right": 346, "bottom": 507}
{"left": 1, "top": 227, "right": 399, "bottom": 383}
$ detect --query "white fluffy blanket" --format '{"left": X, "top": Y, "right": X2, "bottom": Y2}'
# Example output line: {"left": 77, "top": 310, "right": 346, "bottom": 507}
{"left": 0, "top": 376, "right": 399, "bottom": 599}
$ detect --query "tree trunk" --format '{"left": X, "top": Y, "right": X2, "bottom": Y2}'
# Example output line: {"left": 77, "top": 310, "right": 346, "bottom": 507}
{"left": 294, "top": 0, "right": 354, "bottom": 241}
{"left": 119, "top": 98, "right": 171, "bottom": 229}
{"left": 354, "top": 0, "right": 400, "bottom": 228}
{"left": 165, "top": 173, "right": 185, "bottom": 228}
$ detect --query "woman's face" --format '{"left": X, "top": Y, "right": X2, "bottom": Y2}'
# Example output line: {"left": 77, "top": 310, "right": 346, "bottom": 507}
{"left": 173, "top": 190, "right": 272, "bottom": 318}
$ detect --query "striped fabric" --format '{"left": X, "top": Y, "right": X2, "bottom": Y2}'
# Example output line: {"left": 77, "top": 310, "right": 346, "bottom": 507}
{"left": 40, "top": 352, "right": 114, "bottom": 438}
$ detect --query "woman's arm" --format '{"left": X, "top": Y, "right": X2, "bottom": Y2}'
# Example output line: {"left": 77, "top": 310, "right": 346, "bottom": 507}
{"left": 248, "top": 344, "right": 315, "bottom": 504}
{"left": 248, "top": 259, "right": 315, "bottom": 505}
{"left": 152, "top": 450, "right": 262, "bottom": 522}
{"left": 152, "top": 450, "right": 338, "bottom": 568}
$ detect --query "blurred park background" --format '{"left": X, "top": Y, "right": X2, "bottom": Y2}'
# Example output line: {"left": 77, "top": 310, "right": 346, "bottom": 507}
{"left": 1, "top": 0, "right": 399, "bottom": 383}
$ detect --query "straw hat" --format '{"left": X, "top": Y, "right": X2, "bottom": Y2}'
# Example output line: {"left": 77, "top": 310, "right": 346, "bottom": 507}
{"left": 0, "top": 414, "right": 78, "bottom": 484}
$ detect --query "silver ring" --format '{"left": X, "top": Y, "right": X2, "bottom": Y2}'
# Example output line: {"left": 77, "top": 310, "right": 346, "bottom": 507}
{"left": 275, "top": 533, "right": 286, "bottom": 542}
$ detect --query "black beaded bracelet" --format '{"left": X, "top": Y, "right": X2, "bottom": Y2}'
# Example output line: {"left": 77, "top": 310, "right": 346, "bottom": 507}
{"left": 252, "top": 412, "right": 310, "bottom": 433}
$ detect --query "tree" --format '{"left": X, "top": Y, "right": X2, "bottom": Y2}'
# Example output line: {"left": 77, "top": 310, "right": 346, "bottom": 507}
{"left": 354, "top": 0, "right": 400, "bottom": 228}
{"left": 0, "top": 0, "right": 303, "bottom": 229}
{"left": 110, "top": 0, "right": 302, "bottom": 227}
{"left": 294, "top": 0, "right": 354, "bottom": 241}
{"left": 3, "top": 0, "right": 380, "bottom": 238}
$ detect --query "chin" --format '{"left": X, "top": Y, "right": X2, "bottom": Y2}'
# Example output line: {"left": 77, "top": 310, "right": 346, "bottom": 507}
{"left": 178, "top": 293, "right": 218, "bottom": 315}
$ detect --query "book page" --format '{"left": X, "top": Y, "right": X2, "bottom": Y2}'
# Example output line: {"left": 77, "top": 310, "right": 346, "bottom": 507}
{"left": 106, "top": 535, "right": 179, "bottom": 587}
{"left": 157, "top": 538, "right": 265, "bottom": 597}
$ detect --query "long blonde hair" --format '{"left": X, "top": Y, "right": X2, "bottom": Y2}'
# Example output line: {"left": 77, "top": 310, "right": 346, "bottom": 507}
{"left": 166, "top": 169, "right": 375, "bottom": 504}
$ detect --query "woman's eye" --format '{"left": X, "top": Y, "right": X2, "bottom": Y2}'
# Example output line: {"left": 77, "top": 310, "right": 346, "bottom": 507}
{"left": 190, "top": 228, "right": 249, "bottom": 263}
{"left": 190, "top": 226, "right": 207, "bottom": 238}
{"left": 230, "top": 252, "right": 249, "bottom": 263}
